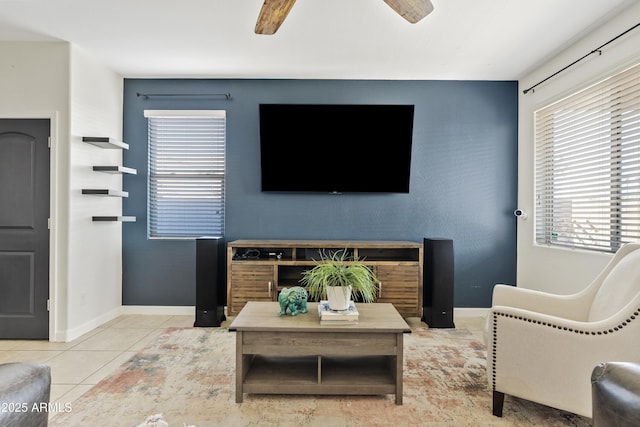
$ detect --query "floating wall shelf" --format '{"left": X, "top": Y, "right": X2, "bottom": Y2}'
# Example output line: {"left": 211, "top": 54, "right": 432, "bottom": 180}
{"left": 82, "top": 189, "right": 129, "bottom": 198}
{"left": 92, "top": 216, "right": 137, "bottom": 222}
{"left": 92, "top": 165, "right": 137, "bottom": 175}
{"left": 82, "top": 136, "right": 129, "bottom": 150}
{"left": 83, "top": 135, "right": 132, "bottom": 222}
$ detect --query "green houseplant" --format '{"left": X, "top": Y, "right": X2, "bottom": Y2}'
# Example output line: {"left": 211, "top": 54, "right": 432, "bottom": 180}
{"left": 299, "top": 249, "right": 379, "bottom": 310}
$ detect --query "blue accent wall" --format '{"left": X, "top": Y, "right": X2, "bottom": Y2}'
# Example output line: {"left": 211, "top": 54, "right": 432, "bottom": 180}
{"left": 122, "top": 79, "right": 518, "bottom": 308}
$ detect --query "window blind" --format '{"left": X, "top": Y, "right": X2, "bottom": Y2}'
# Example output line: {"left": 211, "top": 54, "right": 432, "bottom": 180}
{"left": 535, "top": 63, "right": 640, "bottom": 253}
{"left": 144, "top": 110, "right": 225, "bottom": 239}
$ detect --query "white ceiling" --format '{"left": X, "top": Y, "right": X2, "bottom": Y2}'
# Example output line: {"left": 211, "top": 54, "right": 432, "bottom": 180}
{"left": 0, "top": 0, "right": 637, "bottom": 80}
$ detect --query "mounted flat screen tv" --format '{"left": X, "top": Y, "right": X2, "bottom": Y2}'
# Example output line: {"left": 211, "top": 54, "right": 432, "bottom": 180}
{"left": 259, "top": 104, "right": 414, "bottom": 193}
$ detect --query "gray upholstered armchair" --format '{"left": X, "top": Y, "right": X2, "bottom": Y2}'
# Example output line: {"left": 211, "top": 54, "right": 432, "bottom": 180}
{"left": 592, "top": 362, "right": 640, "bottom": 427}
{"left": 0, "top": 362, "right": 51, "bottom": 427}
{"left": 485, "top": 243, "right": 640, "bottom": 417}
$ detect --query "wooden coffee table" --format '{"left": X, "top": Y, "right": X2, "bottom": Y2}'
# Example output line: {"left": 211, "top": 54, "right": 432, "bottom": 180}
{"left": 229, "top": 301, "right": 411, "bottom": 404}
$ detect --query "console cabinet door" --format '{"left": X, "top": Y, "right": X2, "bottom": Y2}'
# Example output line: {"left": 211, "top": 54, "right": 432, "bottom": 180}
{"left": 375, "top": 264, "right": 421, "bottom": 317}
{"left": 229, "top": 264, "right": 276, "bottom": 315}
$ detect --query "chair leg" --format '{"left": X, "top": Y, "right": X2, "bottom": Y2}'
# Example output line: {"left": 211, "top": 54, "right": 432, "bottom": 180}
{"left": 492, "top": 391, "right": 504, "bottom": 417}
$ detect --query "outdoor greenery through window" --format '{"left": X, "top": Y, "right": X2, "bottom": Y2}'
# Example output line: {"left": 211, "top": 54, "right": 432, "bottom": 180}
{"left": 145, "top": 110, "right": 225, "bottom": 239}
{"left": 535, "top": 62, "right": 640, "bottom": 253}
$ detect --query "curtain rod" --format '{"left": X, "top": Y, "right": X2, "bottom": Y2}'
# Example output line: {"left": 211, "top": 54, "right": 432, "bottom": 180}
{"left": 523, "top": 22, "right": 640, "bottom": 95}
{"left": 136, "top": 92, "right": 232, "bottom": 100}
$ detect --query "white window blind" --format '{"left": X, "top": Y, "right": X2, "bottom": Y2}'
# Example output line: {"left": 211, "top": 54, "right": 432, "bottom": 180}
{"left": 535, "top": 63, "right": 640, "bottom": 253}
{"left": 144, "top": 110, "right": 225, "bottom": 239}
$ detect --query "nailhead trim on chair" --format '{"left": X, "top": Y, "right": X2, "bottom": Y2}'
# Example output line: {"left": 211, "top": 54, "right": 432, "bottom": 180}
{"left": 491, "top": 312, "right": 499, "bottom": 391}
{"left": 490, "top": 310, "right": 640, "bottom": 391}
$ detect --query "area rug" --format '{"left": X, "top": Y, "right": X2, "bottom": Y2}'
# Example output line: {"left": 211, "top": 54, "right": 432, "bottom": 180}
{"left": 49, "top": 327, "right": 590, "bottom": 427}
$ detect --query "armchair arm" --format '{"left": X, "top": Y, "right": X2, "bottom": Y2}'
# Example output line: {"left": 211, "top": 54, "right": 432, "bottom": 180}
{"left": 491, "top": 284, "right": 594, "bottom": 321}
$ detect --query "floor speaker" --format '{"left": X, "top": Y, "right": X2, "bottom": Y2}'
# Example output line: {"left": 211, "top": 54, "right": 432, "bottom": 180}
{"left": 423, "top": 238, "right": 455, "bottom": 328}
{"left": 194, "top": 237, "right": 227, "bottom": 327}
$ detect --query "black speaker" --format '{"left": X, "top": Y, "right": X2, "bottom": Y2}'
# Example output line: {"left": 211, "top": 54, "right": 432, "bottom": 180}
{"left": 423, "top": 238, "right": 455, "bottom": 328}
{"left": 194, "top": 237, "right": 227, "bottom": 327}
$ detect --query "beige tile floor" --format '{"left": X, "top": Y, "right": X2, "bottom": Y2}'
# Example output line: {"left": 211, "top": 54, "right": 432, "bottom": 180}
{"left": 0, "top": 314, "right": 199, "bottom": 418}
{"left": 0, "top": 313, "right": 486, "bottom": 421}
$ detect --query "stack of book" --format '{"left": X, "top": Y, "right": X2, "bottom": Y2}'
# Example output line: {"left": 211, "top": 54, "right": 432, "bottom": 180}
{"left": 317, "top": 300, "right": 359, "bottom": 325}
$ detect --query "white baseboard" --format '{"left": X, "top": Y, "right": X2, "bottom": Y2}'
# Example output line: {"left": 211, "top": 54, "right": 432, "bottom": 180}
{"left": 119, "top": 305, "right": 195, "bottom": 316}
{"left": 53, "top": 306, "right": 121, "bottom": 342}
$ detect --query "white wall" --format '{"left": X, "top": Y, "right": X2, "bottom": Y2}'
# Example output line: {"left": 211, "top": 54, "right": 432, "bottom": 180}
{"left": 67, "top": 45, "right": 124, "bottom": 339}
{"left": 517, "top": 3, "right": 640, "bottom": 294}
{"left": 0, "top": 42, "right": 124, "bottom": 341}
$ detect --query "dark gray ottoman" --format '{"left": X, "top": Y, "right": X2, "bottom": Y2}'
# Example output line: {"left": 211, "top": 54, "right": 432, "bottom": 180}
{"left": 0, "top": 362, "right": 51, "bottom": 427}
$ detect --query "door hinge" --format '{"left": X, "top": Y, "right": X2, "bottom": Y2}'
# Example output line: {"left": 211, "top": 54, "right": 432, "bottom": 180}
{"left": 48, "top": 136, "right": 51, "bottom": 148}
{"left": 48, "top": 218, "right": 51, "bottom": 229}
{"left": 47, "top": 299, "right": 50, "bottom": 311}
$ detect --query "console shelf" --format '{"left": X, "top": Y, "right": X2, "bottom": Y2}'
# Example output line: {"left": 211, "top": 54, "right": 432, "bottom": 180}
{"left": 227, "top": 239, "right": 423, "bottom": 317}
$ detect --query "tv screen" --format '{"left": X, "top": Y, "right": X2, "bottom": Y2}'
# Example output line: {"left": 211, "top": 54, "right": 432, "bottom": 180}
{"left": 259, "top": 104, "right": 414, "bottom": 193}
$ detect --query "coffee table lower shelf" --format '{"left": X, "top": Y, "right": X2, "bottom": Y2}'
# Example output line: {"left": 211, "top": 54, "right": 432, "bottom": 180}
{"left": 242, "top": 355, "right": 397, "bottom": 396}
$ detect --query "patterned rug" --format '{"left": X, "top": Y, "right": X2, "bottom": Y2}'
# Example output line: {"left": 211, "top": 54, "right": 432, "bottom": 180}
{"left": 49, "top": 327, "right": 590, "bottom": 427}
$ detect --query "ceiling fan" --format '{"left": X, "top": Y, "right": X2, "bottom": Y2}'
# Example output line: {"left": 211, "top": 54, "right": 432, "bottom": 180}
{"left": 255, "top": 0, "right": 434, "bottom": 35}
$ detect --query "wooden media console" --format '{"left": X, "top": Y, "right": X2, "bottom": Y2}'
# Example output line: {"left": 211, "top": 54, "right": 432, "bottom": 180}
{"left": 226, "top": 239, "right": 423, "bottom": 318}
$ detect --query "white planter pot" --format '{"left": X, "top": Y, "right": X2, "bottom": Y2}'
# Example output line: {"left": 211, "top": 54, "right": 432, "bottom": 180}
{"left": 326, "top": 285, "right": 352, "bottom": 310}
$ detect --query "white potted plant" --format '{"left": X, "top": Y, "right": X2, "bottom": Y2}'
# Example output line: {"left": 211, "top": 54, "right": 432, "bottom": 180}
{"left": 299, "top": 250, "right": 378, "bottom": 310}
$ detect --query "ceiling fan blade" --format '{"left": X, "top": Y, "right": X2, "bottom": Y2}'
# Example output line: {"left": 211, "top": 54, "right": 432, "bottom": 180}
{"left": 383, "top": 0, "right": 434, "bottom": 24}
{"left": 255, "top": 0, "right": 297, "bottom": 35}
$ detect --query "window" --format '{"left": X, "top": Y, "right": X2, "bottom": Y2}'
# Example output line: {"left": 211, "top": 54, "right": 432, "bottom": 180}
{"left": 535, "top": 63, "right": 640, "bottom": 253}
{"left": 144, "top": 110, "right": 225, "bottom": 239}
